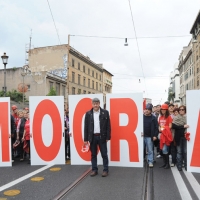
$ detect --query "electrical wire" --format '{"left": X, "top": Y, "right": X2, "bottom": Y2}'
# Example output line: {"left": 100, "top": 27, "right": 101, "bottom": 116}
{"left": 127, "top": 0, "right": 147, "bottom": 95}
{"left": 47, "top": 0, "right": 61, "bottom": 45}
{"left": 70, "top": 34, "right": 190, "bottom": 40}
{"left": 113, "top": 73, "right": 168, "bottom": 77}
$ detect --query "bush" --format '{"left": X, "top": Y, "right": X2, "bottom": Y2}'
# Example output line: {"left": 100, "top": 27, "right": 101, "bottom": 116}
{"left": 47, "top": 87, "right": 57, "bottom": 96}
{"left": 0, "top": 89, "right": 25, "bottom": 102}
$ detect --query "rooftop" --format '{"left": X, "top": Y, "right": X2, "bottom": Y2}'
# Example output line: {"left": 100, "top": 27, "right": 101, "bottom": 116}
{"left": 190, "top": 10, "right": 200, "bottom": 34}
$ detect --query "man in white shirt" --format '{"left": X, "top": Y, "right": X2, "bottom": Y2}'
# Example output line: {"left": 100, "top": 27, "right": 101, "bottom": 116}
{"left": 84, "top": 98, "right": 111, "bottom": 177}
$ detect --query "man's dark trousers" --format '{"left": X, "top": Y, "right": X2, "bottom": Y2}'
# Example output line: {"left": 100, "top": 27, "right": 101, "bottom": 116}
{"left": 90, "top": 135, "right": 108, "bottom": 172}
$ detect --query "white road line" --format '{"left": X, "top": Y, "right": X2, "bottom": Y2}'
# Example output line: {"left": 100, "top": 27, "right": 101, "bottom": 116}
{"left": 171, "top": 167, "right": 192, "bottom": 200}
{"left": 183, "top": 170, "right": 200, "bottom": 199}
{"left": 0, "top": 164, "right": 54, "bottom": 192}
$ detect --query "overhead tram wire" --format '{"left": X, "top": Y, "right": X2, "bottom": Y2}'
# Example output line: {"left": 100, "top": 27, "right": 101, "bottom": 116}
{"left": 70, "top": 34, "right": 190, "bottom": 40}
{"left": 127, "top": 0, "right": 147, "bottom": 96}
{"left": 47, "top": 0, "right": 61, "bottom": 45}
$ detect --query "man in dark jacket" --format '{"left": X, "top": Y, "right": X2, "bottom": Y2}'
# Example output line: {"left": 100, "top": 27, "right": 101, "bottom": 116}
{"left": 11, "top": 114, "right": 16, "bottom": 162}
{"left": 84, "top": 98, "right": 111, "bottom": 177}
{"left": 143, "top": 103, "right": 158, "bottom": 167}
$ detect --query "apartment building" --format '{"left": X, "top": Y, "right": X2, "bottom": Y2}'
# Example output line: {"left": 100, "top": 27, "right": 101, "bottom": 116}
{"left": 0, "top": 67, "right": 67, "bottom": 104}
{"left": 178, "top": 41, "right": 194, "bottom": 105}
{"left": 169, "top": 63, "right": 180, "bottom": 105}
{"left": 29, "top": 45, "right": 113, "bottom": 103}
{"left": 190, "top": 10, "right": 200, "bottom": 90}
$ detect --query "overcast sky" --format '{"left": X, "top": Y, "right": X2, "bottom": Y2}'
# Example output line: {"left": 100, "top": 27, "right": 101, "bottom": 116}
{"left": 0, "top": 0, "right": 199, "bottom": 105}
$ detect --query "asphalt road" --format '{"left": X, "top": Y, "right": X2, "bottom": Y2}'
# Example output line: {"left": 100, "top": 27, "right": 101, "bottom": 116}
{"left": 0, "top": 156, "right": 200, "bottom": 200}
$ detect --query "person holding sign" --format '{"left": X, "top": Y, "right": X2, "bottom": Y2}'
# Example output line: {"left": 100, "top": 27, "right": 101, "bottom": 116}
{"left": 84, "top": 98, "right": 111, "bottom": 177}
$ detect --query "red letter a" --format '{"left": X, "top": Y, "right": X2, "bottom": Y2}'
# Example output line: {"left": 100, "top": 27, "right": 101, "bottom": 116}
{"left": 190, "top": 111, "right": 200, "bottom": 167}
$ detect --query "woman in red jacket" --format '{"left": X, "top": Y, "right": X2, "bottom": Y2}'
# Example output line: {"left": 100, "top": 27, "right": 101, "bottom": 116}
{"left": 158, "top": 104, "right": 173, "bottom": 169}
{"left": 22, "top": 112, "right": 30, "bottom": 164}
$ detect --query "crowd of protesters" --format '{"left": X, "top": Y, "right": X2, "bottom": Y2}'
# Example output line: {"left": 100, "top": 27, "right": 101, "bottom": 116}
{"left": 144, "top": 102, "right": 189, "bottom": 171}
{"left": 10, "top": 101, "right": 189, "bottom": 172}
{"left": 10, "top": 105, "right": 71, "bottom": 164}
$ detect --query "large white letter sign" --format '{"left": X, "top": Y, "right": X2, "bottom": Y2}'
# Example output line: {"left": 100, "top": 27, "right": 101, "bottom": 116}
{"left": 187, "top": 90, "right": 200, "bottom": 173}
{"left": 106, "top": 93, "right": 143, "bottom": 167}
{"left": 69, "top": 94, "right": 103, "bottom": 165}
{"left": 0, "top": 97, "right": 11, "bottom": 167}
{"left": 30, "top": 96, "right": 65, "bottom": 165}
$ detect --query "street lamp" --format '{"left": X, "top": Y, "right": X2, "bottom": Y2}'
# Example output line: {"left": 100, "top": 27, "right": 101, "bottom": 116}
{"left": 1, "top": 52, "right": 9, "bottom": 97}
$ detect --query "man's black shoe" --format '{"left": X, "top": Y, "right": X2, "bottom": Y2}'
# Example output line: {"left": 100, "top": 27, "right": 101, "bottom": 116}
{"left": 90, "top": 171, "right": 98, "bottom": 177}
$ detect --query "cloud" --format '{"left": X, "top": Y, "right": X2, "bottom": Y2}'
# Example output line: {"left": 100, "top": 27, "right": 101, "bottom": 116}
{"left": 0, "top": 0, "right": 199, "bottom": 105}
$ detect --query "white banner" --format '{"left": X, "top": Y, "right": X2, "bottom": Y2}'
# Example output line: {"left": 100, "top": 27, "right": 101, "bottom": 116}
{"left": 187, "top": 90, "right": 200, "bottom": 173}
{"left": 0, "top": 97, "right": 11, "bottom": 167}
{"left": 69, "top": 93, "right": 143, "bottom": 167}
{"left": 30, "top": 96, "right": 65, "bottom": 165}
{"left": 69, "top": 94, "right": 103, "bottom": 165}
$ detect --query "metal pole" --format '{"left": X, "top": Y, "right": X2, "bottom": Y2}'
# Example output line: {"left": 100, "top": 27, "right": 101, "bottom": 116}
{"left": 4, "top": 64, "right": 6, "bottom": 97}
{"left": 23, "top": 75, "right": 24, "bottom": 107}
{"left": 67, "top": 34, "right": 70, "bottom": 105}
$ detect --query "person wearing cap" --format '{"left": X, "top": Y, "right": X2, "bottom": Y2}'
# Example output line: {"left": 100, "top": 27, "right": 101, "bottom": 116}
{"left": 84, "top": 98, "right": 111, "bottom": 177}
{"left": 143, "top": 103, "right": 158, "bottom": 168}
{"left": 158, "top": 104, "right": 173, "bottom": 169}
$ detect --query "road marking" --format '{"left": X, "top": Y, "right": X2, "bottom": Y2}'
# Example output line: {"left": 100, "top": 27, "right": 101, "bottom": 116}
{"left": 4, "top": 190, "right": 20, "bottom": 196}
{"left": 171, "top": 167, "right": 192, "bottom": 200}
{"left": 50, "top": 167, "right": 61, "bottom": 171}
{"left": 183, "top": 170, "right": 200, "bottom": 199}
{"left": 0, "top": 165, "right": 54, "bottom": 192}
{"left": 31, "top": 177, "right": 44, "bottom": 182}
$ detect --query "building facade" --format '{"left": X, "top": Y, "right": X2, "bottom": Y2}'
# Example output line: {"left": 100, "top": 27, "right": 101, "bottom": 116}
{"left": 29, "top": 45, "right": 113, "bottom": 104}
{"left": 178, "top": 41, "right": 194, "bottom": 105}
{"left": 190, "top": 10, "right": 200, "bottom": 90}
{"left": 0, "top": 67, "right": 67, "bottom": 105}
{"left": 169, "top": 63, "right": 180, "bottom": 105}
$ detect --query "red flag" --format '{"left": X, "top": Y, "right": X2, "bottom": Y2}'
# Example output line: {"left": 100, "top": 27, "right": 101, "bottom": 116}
{"left": 143, "top": 99, "right": 146, "bottom": 110}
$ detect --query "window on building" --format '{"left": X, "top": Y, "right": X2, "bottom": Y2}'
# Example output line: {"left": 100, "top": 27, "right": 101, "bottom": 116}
{"left": 99, "top": 75, "right": 101, "bottom": 81}
{"left": 92, "top": 80, "right": 94, "bottom": 89}
{"left": 197, "top": 68, "right": 199, "bottom": 73}
{"left": 96, "top": 82, "right": 98, "bottom": 90}
{"left": 72, "top": 72, "right": 75, "bottom": 83}
{"left": 83, "top": 77, "right": 86, "bottom": 86}
{"left": 88, "top": 68, "right": 90, "bottom": 75}
{"left": 83, "top": 65, "right": 85, "bottom": 72}
{"left": 72, "top": 59, "right": 75, "bottom": 67}
{"left": 88, "top": 91, "right": 91, "bottom": 94}
{"left": 56, "top": 83, "right": 60, "bottom": 95}
{"left": 88, "top": 79, "right": 90, "bottom": 88}
{"left": 78, "top": 89, "right": 81, "bottom": 94}
{"left": 99, "top": 84, "right": 101, "bottom": 91}
{"left": 83, "top": 90, "right": 86, "bottom": 94}
{"left": 92, "top": 71, "right": 94, "bottom": 77}
{"left": 96, "top": 73, "right": 98, "bottom": 79}
{"left": 78, "top": 63, "right": 80, "bottom": 70}
{"left": 62, "top": 85, "right": 66, "bottom": 97}
{"left": 184, "top": 72, "right": 188, "bottom": 81}
{"left": 49, "top": 81, "right": 54, "bottom": 90}
{"left": 78, "top": 74, "right": 81, "bottom": 85}
{"left": 27, "top": 84, "right": 31, "bottom": 91}
{"left": 72, "top": 87, "right": 75, "bottom": 95}
{"left": 197, "top": 80, "right": 199, "bottom": 86}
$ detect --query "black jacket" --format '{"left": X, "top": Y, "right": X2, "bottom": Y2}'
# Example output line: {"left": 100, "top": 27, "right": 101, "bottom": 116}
{"left": 84, "top": 108, "right": 111, "bottom": 143}
{"left": 143, "top": 114, "right": 159, "bottom": 140}
{"left": 10, "top": 115, "right": 15, "bottom": 135}
{"left": 172, "top": 123, "right": 185, "bottom": 146}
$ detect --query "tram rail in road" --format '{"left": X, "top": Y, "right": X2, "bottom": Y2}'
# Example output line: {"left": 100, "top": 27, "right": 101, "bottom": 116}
{"left": 52, "top": 168, "right": 91, "bottom": 200}
{"left": 52, "top": 162, "right": 154, "bottom": 200}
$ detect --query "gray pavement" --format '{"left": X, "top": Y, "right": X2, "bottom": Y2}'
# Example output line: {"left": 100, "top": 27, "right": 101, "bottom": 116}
{"left": 63, "top": 166, "right": 145, "bottom": 200}
{"left": 0, "top": 164, "right": 89, "bottom": 200}
{"left": 0, "top": 160, "right": 42, "bottom": 187}
{"left": 153, "top": 157, "right": 182, "bottom": 200}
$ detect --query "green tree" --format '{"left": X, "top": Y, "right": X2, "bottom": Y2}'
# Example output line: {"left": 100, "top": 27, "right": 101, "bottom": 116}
{"left": 47, "top": 87, "right": 57, "bottom": 96}
{"left": 0, "top": 89, "right": 25, "bottom": 102}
